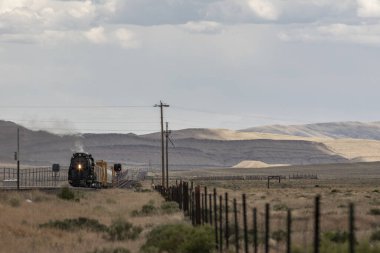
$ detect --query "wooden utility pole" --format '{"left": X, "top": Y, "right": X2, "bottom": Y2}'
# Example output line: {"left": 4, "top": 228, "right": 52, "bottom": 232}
{"left": 17, "top": 128, "right": 20, "bottom": 190}
{"left": 165, "top": 122, "right": 171, "bottom": 188}
{"left": 154, "top": 101, "right": 169, "bottom": 187}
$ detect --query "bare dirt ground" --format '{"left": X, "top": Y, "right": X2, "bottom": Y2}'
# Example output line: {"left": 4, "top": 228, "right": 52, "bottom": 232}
{"left": 0, "top": 183, "right": 183, "bottom": 253}
{"left": 171, "top": 161, "right": 380, "bottom": 179}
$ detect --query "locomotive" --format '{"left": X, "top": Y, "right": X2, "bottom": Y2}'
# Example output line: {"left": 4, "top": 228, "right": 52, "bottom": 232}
{"left": 68, "top": 152, "right": 114, "bottom": 188}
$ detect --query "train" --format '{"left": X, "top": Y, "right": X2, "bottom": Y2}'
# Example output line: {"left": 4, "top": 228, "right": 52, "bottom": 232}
{"left": 68, "top": 152, "right": 121, "bottom": 188}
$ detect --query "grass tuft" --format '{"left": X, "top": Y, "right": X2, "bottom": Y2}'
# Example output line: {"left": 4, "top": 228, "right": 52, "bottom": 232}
{"left": 9, "top": 197, "right": 21, "bottom": 207}
{"left": 57, "top": 187, "right": 78, "bottom": 201}
{"left": 40, "top": 217, "right": 108, "bottom": 232}
{"left": 369, "top": 208, "right": 380, "bottom": 215}
{"left": 88, "top": 248, "right": 131, "bottom": 253}
{"left": 371, "top": 230, "right": 380, "bottom": 242}
{"left": 141, "top": 223, "right": 214, "bottom": 253}
{"left": 107, "top": 218, "right": 142, "bottom": 241}
{"left": 160, "top": 201, "right": 179, "bottom": 214}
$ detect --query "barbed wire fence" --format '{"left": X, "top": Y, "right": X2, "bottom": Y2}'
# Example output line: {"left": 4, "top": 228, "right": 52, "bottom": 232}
{"left": 156, "top": 181, "right": 378, "bottom": 253}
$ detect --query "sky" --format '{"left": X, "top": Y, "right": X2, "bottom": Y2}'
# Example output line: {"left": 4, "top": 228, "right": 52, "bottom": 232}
{"left": 0, "top": 0, "right": 380, "bottom": 134}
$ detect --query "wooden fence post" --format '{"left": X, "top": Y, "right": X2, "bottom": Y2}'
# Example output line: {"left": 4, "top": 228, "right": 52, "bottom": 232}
{"left": 243, "top": 194, "right": 249, "bottom": 253}
{"left": 195, "top": 186, "right": 201, "bottom": 225}
{"left": 253, "top": 208, "right": 258, "bottom": 253}
{"left": 214, "top": 188, "right": 219, "bottom": 250}
{"left": 314, "top": 195, "right": 320, "bottom": 253}
{"left": 225, "top": 192, "right": 230, "bottom": 249}
{"left": 234, "top": 198, "right": 240, "bottom": 253}
{"left": 265, "top": 203, "right": 270, "bottom": 253}
{"left": 349, "top": 203, "right": 355, "bottom": 253}
{"left": 287, "top": 209, "right": 292, "bottom": 253}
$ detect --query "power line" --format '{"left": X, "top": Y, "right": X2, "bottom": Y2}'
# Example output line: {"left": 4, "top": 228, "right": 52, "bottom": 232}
{"left": 0, "top": 105, "right": 153, "bottom": 108}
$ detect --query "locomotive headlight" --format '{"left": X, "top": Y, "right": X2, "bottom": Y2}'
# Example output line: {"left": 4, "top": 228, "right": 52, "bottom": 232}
{"left": 77, "top": 164, "right": 82, "bottom": 170}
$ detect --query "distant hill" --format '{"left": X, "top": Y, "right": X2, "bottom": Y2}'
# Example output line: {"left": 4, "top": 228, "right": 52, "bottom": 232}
{"left": 241, "top": 122, "right": 380, "bottom": 140}
{"left": 0, "top": 120, "right": 349, "bottom": 168}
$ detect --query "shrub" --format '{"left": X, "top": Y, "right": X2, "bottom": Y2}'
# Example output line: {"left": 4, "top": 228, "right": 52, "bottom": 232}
{"left": 161, "top": 201, "right": 179, "bottom": 214}
{"left": 141, "top": 223, "right": 214, "bottom": 253}
{"left": 131, "top": 201, "right": 158, "bottom": 216}
{"left": 106, "top": 198, "right": 117, "bottom": 204}
{"left": 371, "top": 230, "right": 380, "bottom": 242}
{"left": 134, "top": 182, "right": 143, "bottom": 189}
{"left": 40, "top": 217, "right": 108, "bottom": 232}
{"left": 272, "top": 230, "right": 287, "bottom": 242}
{"left": 57, "top": 187, "right": 76, "bottom": 201}
{"left": 9, "top": 198, "right": 20, "bottom": 207}
{"left": 89, "top": 248, "right": 130, "bottom": 253}
{"left": 273, "top": 203, "right": 288, "bottom": 211}
{"left": 107, "top": 218, "right": 142, "bottom": 241}
{"left": 323, "top": 231, "right": 349, "bottom": 243}
{"left": 369, "top": 208, "right": 380, "bottom": 215}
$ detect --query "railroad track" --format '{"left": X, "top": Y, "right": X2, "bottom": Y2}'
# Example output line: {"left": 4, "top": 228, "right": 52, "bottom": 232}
{"left": 117, "top": 179, "right": 138, "bottom": 189}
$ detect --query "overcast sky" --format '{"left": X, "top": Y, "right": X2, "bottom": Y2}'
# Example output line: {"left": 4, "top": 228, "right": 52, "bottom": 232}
{"left": 0, "top": 0, "right": 380, "bottom": 134}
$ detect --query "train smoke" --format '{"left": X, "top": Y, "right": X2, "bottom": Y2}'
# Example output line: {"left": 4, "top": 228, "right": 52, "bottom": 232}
{"left": 72, "top": 140, "right": 85, "bottom": 153}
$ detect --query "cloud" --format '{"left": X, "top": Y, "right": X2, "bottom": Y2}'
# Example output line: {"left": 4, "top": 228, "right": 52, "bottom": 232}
{"left": 114, "top": 28, "right": 139, "bottom": 48}
{"left": 182, "top": 21, "right": 223, "bottom": 34}
{"left": 357, "top": 0, "right": 380, "bottom": 17}
{"left": 279, "top": 22, "right": 380, "bottom": 45}
{"left": 84, "top": 26, "right": 108, "bottom": 44}
{"left": 246, "top": 0, "right": 279, "bottom": 20}
{"left": 0, "top": 0, "right": 378, "bottom": 48}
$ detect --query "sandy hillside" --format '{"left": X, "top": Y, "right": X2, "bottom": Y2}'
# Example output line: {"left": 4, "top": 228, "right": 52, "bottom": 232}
{"left": 161, "top": 128, "right": 380, "bottom": 164}
{"left": 142, "top": 128, "right": 319, "bottom": 141}
{"left": 323, "top": 138, "right": 380, "bottom": 161}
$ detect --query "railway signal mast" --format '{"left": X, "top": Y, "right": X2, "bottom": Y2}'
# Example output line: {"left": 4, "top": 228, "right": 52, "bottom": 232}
{"left": 154, "top": 101, "right": 169, "bottom": 188}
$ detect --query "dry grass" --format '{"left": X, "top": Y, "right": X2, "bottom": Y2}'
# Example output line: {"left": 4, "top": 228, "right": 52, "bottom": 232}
{"left": 195, "top": 178, "right": 380, "bottom": 252}
{"left": 0, "top": 186, "right": 183, "bottom": 253}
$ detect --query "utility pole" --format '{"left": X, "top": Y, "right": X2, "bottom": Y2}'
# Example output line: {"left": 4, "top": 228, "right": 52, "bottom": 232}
{"left": 165, "top": 122, "right": 171, "bottom": 188}
{"left": 154, "top": 101, "right": 169, "bottom": 187}
{"left": 17, "top": 128, "right": 20, "bottom": 190}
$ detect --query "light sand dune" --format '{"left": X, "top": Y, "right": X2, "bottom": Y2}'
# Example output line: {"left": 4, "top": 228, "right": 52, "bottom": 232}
{"left": 233, "top": 160, "right": 289, "bottom": 168}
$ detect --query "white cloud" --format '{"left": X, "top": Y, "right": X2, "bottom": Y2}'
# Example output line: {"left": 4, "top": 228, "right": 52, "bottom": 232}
{"left": 246, "top": 0, "right": 279, "bottom": 20}
{"left": 182, "top": 21, "right": 223, "bottom": 34}
{"left": 0, "top": 0, "right": 377, "bottom": 48}
{"left": 114, "top": 28, "right": 139, "bottom": 48}
{"left": 357, "top": 0, "right": 380, "bottom": 17}
{"left": 84, "top": 26, "right": 108, "bottom": 44}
